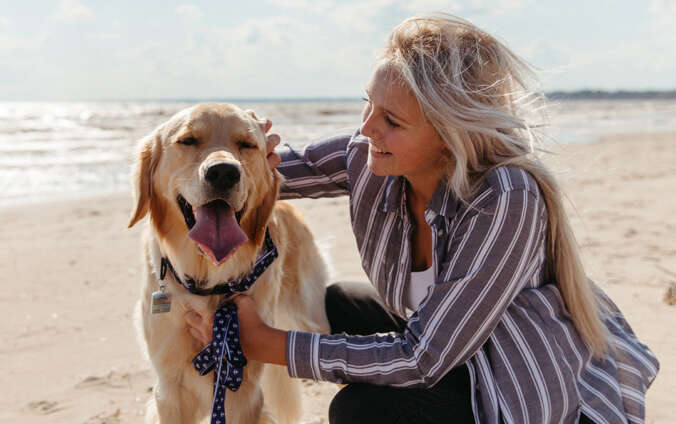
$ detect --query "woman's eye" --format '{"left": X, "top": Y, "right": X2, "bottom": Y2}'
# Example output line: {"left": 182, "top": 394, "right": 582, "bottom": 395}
{"left": 238, "top": 140, "right": 257, "bottom": 149}
{"left": 385, "top": 116, "right": 399, "bottom": 128}
{"left": 178, "top": 136, "right": 198, "bottom": 146}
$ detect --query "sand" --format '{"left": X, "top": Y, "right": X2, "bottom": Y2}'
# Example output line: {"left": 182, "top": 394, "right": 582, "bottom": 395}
{"left": 0, "top": 132, "right": 674, "bottom": 423}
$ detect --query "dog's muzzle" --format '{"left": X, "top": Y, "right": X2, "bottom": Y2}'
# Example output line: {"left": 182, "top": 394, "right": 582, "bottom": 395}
{"left": 205, "top": 163, "right": 241, "bottom": 192}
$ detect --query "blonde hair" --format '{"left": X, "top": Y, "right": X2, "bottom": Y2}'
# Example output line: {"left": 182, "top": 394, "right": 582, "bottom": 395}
{"left": 382, "top": 13, "right": 610, "bottom": 357}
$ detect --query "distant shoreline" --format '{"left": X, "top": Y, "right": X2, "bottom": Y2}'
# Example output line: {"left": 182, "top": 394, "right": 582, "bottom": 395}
{"left": 3, "top": 90, "right": 676, "bottom": 103}
{"left": 547, "top": 90, "right": 676, "bottom": 100}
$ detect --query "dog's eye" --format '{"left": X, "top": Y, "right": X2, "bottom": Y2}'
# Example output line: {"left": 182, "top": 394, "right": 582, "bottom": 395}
{"left": 178, "top": 137, "right": 198, "bottom": 146}
{"left": 238, "top": 140, "right": 257, "bottom": 150}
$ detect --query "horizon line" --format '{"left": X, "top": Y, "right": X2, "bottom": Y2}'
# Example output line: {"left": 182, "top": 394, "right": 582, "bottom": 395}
{"left": 3, "top": 89, "right": 676, "bottom": 103}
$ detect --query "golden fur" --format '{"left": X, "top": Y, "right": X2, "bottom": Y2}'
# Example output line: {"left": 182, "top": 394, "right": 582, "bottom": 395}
{"left": 128, "top": 103, "right": 330, "bottom": 423}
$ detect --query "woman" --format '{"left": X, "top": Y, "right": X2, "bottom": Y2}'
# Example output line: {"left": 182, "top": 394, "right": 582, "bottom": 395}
{"left": 187, "top": 13, "right": 658, "bottom": 423}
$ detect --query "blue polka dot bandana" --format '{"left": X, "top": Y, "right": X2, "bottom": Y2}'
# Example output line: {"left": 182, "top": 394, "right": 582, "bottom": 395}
{"left": 192, "top": 303, "right": 246, "bottom": 424}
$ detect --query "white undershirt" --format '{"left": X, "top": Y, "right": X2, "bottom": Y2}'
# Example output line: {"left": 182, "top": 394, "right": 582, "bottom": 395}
{"left": 405, "top": 264, "right": 435, "bottom": 314}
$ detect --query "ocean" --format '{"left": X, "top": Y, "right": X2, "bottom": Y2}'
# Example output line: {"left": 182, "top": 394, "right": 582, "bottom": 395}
{"left": 1, "top": 99, "right": 675, "bottom": 206}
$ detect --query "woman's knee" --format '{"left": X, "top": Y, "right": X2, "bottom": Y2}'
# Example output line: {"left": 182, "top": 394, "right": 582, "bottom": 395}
{"left": 325, "top": 281, "right": 406, "bottom": 335}
{"left": 329, "top": 384, "right": 400, "bottom": 424}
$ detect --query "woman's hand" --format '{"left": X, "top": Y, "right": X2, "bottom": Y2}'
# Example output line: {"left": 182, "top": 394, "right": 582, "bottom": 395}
{"left": 256, "top": 116, "right": 281, "bottom": 170}
{"left": 185, "top": 310, "right": 212, "bottom": 348}
{"left": 232, "top": 295, "right": 288, "bottom": 366}
{"left": 184, "top": 296, "right": 288, "bottom": 366}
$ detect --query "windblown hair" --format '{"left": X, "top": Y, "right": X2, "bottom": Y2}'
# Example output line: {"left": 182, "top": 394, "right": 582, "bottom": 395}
{"left": 381, "top": 13, "right": 610, "bottom": 357}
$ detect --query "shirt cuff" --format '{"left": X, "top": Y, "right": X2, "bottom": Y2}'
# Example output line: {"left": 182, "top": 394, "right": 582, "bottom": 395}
{"left": 286, "top": 330, "right": 322, "bottom": 380}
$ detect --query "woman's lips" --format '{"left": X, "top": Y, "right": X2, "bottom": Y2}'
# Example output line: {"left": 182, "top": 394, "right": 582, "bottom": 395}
{"left": 369, "top": 144, "right": 391, "bottom": 157}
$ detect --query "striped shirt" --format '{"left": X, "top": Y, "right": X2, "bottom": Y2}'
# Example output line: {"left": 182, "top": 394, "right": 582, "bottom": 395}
{"left": 279, "top": 131, "right": 659, "bottom": 424}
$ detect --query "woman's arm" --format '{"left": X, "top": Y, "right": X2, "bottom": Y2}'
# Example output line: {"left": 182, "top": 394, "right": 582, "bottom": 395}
{"left": 287, "top": 184, "right": 547, "bottom": 388}
{"left": 187, "top": 182, "right": 546, "bottom": 387}
{"left": 276, "top": 134, "right": 352, "bottom": 200}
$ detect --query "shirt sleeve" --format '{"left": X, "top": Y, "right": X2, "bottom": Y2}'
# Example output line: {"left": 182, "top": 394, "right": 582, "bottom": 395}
{"left": 286, "top": 186, "right": 547, "bottom": 388}
{"left": 277, "top": 134, "right": 351, "bottom": 200}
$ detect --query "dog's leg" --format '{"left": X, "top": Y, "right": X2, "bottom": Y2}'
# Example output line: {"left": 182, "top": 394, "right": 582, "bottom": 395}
{"left": 144, "top": 392, "right": 160, "bottom": 424}
{"left": 223, "top": 385, "right": 264, "bottom": 424}
{"left": 150, "top": 377, "right": 205, "bottom": 424}
{"left": 258, "top": 406, "right": 278, "bottom": 424}
{"left": 261, "top": 364, "right": 301, "bottom": 424}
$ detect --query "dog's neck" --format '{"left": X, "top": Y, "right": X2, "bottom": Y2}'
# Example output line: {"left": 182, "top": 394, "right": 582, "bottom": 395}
{"left": 148, "top": 228, "right": 278, "bottom": 297}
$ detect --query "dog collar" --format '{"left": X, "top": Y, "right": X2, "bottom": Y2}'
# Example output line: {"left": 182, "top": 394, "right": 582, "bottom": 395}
{"left": 159, "top": 227, "right": 278, "bottom": 297}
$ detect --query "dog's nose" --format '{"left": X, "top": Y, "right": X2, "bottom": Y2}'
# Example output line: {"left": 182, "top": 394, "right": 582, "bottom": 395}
{"left": 205, "top": 163, "right": 241, "bottom": 191}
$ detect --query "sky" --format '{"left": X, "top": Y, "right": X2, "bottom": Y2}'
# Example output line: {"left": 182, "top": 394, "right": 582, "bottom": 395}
{"left": 1, "top": 0, "right": 675, "bottom": 101}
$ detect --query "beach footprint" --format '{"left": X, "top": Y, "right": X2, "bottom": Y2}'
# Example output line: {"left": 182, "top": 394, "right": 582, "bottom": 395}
{"left": 26, "top": 399, "right": 65, "bottom": 415}
{"left": 75, "top": 369, "right": 151, "bottom": 390}
{"left": 83, "top": 408, "right": 121, "bottom": 424}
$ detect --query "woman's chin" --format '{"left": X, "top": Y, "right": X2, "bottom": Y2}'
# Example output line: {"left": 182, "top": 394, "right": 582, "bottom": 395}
{"left": 366, "top": 158, "right": 389, "bottom": 177}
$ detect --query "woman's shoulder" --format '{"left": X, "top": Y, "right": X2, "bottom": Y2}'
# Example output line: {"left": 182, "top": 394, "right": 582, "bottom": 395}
{"left": 346, "top": 129, "right": 369, "bottom": 152}
{"left": 481, "top": 165, "right": 542, "bottom": 198}
{"left": 455, "top": 166, "right": 543, "bottom": 215}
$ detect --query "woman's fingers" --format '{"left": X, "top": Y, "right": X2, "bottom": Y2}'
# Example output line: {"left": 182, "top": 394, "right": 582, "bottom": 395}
{"left": 267, "top": 151, "right": 281, "bottom": 169}
{"left": 262, "top": 118, "right": 272, "bottom": 133}
{"left": 185, "top": 310, "right": 202, "bottom": 327}
{"left": 189, "top": 327, "right": 207, "bottom": 346}
{"left": 266, "top": 133, "right": 282, "bottom": 169}
{"left": 185, "top": 311, "right": 211, "bottom": 347}
{"left": 251, "top": 115, "right": 281, "bottom": 170}
{"left": 266, "top": 133, "right": 281, "bottom": 151}
{"left": 232, "top": 294, "right": 255, "bottom": 309}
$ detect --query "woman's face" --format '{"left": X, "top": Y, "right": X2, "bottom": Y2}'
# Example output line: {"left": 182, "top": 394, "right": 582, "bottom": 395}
{"left": 360, "top": 64, "right": 447, "bottom": 186}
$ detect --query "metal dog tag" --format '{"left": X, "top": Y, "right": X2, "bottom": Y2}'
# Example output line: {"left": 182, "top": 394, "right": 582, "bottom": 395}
{"left": 151, "top": 287, "right": 172, "bottom": 314}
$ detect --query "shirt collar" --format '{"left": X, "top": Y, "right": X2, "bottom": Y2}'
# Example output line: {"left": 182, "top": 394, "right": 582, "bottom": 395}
{"left": 379, "top": 175, "right": 459, "bottom": 221}
{"left": 379, "top": 176, "right": 404, "bottom": 214}
{"left": 428, "top": 176, "right": 459, "bottom": 219}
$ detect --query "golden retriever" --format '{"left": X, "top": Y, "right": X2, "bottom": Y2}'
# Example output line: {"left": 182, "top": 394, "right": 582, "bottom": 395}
{"left": 128, "top": 103, "right": 330, "bottom": 424}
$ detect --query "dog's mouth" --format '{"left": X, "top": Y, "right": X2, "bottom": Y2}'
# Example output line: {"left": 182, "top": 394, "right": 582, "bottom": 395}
{"left": 177, "top": 194, "right": 248, "bottom": 266}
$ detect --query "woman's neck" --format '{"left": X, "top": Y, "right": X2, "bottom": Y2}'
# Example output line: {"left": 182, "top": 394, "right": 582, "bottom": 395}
{"left": 405, "top": 171, "right": 444, "bottom": 214}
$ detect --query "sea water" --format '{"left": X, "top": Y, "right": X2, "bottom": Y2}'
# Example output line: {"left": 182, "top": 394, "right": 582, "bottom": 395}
{"left": 1, "top": 99, "right": 675, "bottom": 206}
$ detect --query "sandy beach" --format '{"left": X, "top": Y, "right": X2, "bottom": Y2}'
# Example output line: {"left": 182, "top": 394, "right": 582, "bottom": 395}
{"left": 0, "top": 131, "right": 674, "bottom": 423}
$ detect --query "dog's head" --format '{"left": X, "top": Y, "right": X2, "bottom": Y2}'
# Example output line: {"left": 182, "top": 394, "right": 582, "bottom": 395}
{"left": 128, "top": 103, "right": 280, "bottom": 266}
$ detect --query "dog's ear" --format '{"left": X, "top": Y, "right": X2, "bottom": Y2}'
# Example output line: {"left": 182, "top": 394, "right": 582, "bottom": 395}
{"left": 241, "top": 170, "right": 281, "bottom": 247}
{"left": 128, "top": 132, "right": 162, "bottom": 228}
{"left": 244, "top": 109, "right": 271, "bottom": 135}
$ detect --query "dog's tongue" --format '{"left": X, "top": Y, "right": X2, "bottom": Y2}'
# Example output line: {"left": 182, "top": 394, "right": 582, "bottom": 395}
{"left": 188, "top": 201, "right": 248, "bottom": 265}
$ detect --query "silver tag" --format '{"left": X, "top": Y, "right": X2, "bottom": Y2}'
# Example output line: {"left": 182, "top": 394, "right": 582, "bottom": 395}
{"left": 151, "top": 288, "right": 172, "bottom": 314}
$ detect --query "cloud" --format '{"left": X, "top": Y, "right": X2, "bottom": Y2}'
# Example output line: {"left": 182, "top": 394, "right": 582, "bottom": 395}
{"left": 400, "top": 0, "right": 457, "bottom": 12}
{"left": 89, "top": 32, "right": 122, "bottom": 41}
{"left": 52, "top": 0, "right": 94, "bottom": 22}
{"left": 649, "top": 0, "right": 676, "bottom": 38}
{"left": 649, "top": 0, "right": 676, "bottom": 14}
{"left": 103, "top": 13, "right": 374, "bottom": 99}
{"left": 267, "top": 0, "right": 395, "bottom": 32}
{"left": 331, "top": 0, "right": 397, "bottom": 32}
{"left": 401, "top": 0, "right": 526, "bottom": 16}
{"left": 0, "top": 24, "right": 46, "bottom": 52}
{"left": 266, "top": 0, "right": 336, "bottom": 13}
{"left": 175, "top": 4, "right": 203, "bottom": 21}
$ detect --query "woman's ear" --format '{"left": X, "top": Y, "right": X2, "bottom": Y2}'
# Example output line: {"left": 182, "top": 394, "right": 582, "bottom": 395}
{"left": 128, "top": 132, "right": 162, "bottom": 228}
{"left": 241, "top": 170, "right": 281, "bottom": 247}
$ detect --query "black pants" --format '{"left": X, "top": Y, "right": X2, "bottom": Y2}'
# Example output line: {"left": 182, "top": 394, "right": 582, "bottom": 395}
{"left": 325, "top": 282, "right": 475, "bottom": 424}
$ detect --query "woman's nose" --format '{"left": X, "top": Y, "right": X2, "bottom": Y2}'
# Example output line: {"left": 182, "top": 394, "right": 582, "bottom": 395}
{"left": 360, "top": 112, "right": 378, "bottom": 140}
